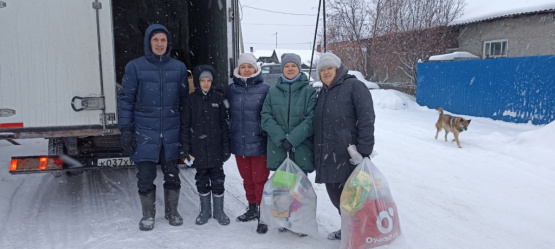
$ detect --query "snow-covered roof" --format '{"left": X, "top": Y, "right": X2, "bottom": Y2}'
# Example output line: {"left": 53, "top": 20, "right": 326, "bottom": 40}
{"left": 429, "top": 52, "right": 480, "bottom": 61}
{"left": 274, "top": 49, "right": 320, "bottom": 68}
{"left": 251, "top": 49, "right": 274, "bottom": 59}
{"left": 450, "top": 0, "right": 555, "bottom": 25}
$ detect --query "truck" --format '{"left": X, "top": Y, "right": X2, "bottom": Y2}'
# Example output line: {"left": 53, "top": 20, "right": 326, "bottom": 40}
{"left": 0, "top": 0, "right": 242, "bottom": 175}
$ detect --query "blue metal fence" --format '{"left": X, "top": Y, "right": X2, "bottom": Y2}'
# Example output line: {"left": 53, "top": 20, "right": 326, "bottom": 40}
{"left": 416, "top": 55, "right": 555, "bottom": 125}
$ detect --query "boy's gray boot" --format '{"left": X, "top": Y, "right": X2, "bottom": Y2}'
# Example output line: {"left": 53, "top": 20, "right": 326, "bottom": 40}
{"left": 139, "top": 189, "right": 156, "bottom": 231}
{"left": 212, "top": 193, "right": 230, "bottom": 225}
{"left": 196, "top": 192, "right": 212, "bottom": 225}
{"left": 164, "top": 188, "right": 183, "bottom": 226}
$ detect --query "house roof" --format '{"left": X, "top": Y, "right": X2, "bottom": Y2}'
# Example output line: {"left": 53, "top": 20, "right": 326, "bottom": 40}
{"left": 251, "top": 50, "right": 274, "bottom": 58}
{"left": 450, "top": 0, "right": 555, "bottom": 25}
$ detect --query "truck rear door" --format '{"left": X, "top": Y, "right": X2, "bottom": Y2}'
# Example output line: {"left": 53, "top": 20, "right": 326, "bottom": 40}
{"left": 0, "top": 0, "right": 117, "bottom": 136}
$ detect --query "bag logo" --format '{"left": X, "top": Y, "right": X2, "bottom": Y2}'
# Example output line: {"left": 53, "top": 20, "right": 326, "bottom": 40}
{"left": 376, "top": 207, "right": 395, "bottom": 234}
{"left": 365, "top": 207, "right": 397, "bottom": 244}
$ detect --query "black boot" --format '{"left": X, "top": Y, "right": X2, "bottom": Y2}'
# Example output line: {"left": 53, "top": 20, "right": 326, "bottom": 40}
{"left": 213, "top": 193, "right": 230, "bottom": 225}
{"left": 196, "top": 192, "right": 212, "bottom": 225}
{"left": 327, "top": 229, "right": 341, "bottom": 240}
{"left": 256, "top": 220, "right": 268, "bottom": 234}
{"left": 139, "top": 189, "right": 156, "bottom": 231}
{"left": 236, "top": 203, "right": 258, "bottom": 222}
{"left": 164, "top": 188, "right": 183, "bottom": 226}
{"left": 256, "top": 205, "right": 268, "bottom": 234}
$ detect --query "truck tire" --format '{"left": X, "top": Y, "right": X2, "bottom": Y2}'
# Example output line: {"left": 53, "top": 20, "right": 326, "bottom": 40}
{"left": 48, "top": 138, "right": 65, "bottom": 177}
{"left": 48, "top": 138, "right": 65, "bottom": 156}
{"left": 48, "top": 138, "right": 84, "bottom": 177}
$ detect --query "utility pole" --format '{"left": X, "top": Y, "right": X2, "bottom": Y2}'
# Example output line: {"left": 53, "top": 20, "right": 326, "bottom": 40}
{"left": 273, "top": 32, "right": 278, "bottom": 49}
{"left": 323, "top": 0, "right": 326, "bottom": 52}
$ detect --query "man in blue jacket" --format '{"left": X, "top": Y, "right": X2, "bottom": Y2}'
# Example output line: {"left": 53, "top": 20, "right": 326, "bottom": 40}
{"left": 118, "top": 24, "right": 189, "bottom": 231}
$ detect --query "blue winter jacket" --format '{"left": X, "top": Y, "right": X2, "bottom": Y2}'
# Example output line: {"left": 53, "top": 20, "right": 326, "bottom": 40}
{"left": 227, "top": 68, "right": 270, "bottom": 156}
{"left": 118, "top": 24, "right": 189, "bottom": 163}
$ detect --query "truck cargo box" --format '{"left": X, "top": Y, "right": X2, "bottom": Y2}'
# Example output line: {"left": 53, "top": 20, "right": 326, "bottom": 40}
{"left": 0, "top": 0, "right": 241, "bottom": 174}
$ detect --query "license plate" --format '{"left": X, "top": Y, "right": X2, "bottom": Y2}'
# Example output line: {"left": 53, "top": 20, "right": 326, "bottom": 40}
{"left": 97, "top": 157, "right": 134, "bottom": 167}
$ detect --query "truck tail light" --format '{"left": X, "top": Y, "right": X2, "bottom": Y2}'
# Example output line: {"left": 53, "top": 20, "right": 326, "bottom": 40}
{"left": 39, "top": 157, "right": 48, "bottom": 170}
{"left": 9, "top": 156, "right": 64, "bottom": 173}
{"left": 10, "top": 159, "right": 17, "bottom": 171}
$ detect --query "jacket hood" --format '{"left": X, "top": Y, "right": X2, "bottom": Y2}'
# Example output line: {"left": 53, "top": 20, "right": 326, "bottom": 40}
{"left": 233, "top": 66, "right": 262, "bottom": 80}
{"left": 193, "top": 65, "right": 215, "bottom": 88}
{"left": 192, "top": 65, "right": 224, "bottom": 95}
{"left": 144, "top": 24, "right": 172, "bottom": 62}
{"left": 232, "top": 68, "right": 264, "bottom": 86}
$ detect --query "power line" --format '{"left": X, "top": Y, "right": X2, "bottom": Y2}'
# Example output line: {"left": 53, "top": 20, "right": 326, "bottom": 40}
{"left": 242, "top": 23, "right": 314, "bottom": 27}
{"left": 242, "top": 5, "right": 317, "bottom": 16}
{"left": 245, "top": 42, "right": 311, "bottom": 45}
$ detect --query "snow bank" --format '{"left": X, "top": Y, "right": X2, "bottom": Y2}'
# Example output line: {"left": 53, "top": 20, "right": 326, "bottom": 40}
{"left": 429, "top": 52, "right": 480, "bottom": 61}
{"left": 371, "top": 89, "right": 418, "bottom": 110}
{"left": 513, "top": 121, "right": 555, "bottom": 148}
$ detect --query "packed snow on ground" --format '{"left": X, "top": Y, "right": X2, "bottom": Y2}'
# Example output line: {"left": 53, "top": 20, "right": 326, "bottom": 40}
{"left": 0, "top": 89, "right": 553, "bottom": 249}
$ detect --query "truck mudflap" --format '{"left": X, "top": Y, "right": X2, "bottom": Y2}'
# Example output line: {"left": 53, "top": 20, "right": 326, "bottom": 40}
{"left": 9, "top": 153, "right": 135, "bottom": 174}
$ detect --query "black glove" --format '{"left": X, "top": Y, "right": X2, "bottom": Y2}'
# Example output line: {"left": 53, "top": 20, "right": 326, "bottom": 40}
{"left": 120, "top": 126, "right": 136, "bottom": 154}
{"left": 281, "top": 139, "right": 293, "bottom": 152}
{"left": 223, "top": 152, "right": 231, "bottom": 162}
{"left": 179, "top": 150, "right": 190, "bottom": 161}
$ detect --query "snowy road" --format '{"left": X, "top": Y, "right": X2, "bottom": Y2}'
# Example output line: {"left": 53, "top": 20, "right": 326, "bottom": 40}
{"left": 1, "top": 90, "right": 553, "bottom": 249}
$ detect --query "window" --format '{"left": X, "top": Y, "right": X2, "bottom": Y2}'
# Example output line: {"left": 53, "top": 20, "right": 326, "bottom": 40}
{"left": 261, "top": 64, "right": 282, "bottom": 74}
{"left": 446, "top": 48, "right": 459, "bottom": 53}
{"left": 483, "top": 40, "right": 508, "bottom": 58}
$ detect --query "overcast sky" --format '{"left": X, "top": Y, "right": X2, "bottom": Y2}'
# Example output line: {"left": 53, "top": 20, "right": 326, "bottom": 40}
{"left": 239, "top": 0, "right": 320, "bottom": 51}
{"left": 239, "top": 0, "right": 555, "bottom": 52}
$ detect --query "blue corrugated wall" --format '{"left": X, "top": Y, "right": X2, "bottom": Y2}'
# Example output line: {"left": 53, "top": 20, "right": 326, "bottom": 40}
{"left": 416, "top": 55, "right": 555, "bottom": 125}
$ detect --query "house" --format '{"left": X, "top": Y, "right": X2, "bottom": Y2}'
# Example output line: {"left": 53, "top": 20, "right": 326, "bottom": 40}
{"left": 450, "top": 1, "right": 555, "bottom": 59}
{"left": 252, "top": 49, "right": 277, "bottom": 64}
{"left": 251, "top": 49, "right": 320, "bottom": 69}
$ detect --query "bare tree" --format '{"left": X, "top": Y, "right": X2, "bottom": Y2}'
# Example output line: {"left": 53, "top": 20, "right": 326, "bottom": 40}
{"left": 325, "top": 0, "right": 372, "bottom": 76}
{"left": 323, "top": 0, "right": 466, "bottom": 85}
{"left": 383, "top": 0, "right": 466, "bottom": 84}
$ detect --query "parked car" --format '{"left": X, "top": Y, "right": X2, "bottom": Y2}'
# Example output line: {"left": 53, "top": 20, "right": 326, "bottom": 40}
{"left": 260, "top": 63, "right": 315, "bottom": 86}
{"left": 260, "top": 63, "right": 281, "bottom": 86}
{"left": 348, "top": 70, "right": 379, "bottom": 89}
{"left": 312, "top": 70, "right": 379, "bottom": 94}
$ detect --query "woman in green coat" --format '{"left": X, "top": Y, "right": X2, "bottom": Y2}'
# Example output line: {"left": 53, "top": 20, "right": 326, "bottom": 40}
{"left": 261, "top": 53, "right": 317, "bottom": 174}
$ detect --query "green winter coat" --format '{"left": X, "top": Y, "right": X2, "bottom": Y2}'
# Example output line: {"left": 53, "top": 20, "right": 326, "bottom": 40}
{"left": 261, "top": 73, "right": 317, "bottom": 172}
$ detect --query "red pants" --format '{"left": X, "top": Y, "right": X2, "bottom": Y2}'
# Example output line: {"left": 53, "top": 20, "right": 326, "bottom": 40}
{"left": 235, "top": 155, "right": 269, "bottom": 205}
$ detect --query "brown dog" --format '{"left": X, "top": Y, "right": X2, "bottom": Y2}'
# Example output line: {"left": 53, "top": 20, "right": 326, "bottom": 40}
{"left": 435, "top": 107, "right": 471, "bottom": 148}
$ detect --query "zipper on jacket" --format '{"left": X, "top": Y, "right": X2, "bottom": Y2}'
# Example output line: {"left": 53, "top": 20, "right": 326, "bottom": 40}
{"left": 241, "top": 81, "right": 247, "bottom": 155}
{"left": 287, "top": 84, "right": 291, "bottom": 132}
{"left": 318, "top": 90, "right": 327, "bottom": 166}
{"left": 158, "top": 57, "right": 164, "bottom": 141}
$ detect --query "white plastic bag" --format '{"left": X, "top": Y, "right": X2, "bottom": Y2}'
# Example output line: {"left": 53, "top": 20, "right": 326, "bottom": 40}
{"left": 340, "top": 158, "right": 401, "bottom": 249}
{"left": 260, "top": 157, "right": 318, "bottom": 236}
